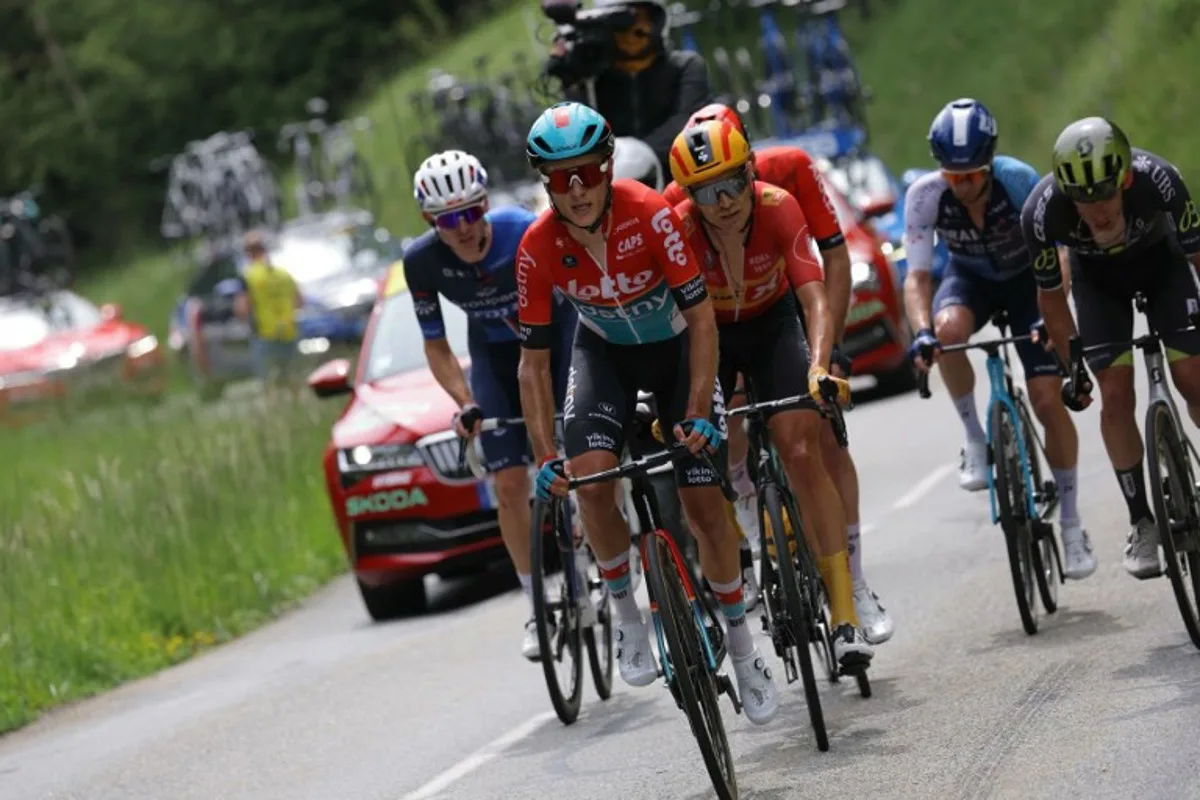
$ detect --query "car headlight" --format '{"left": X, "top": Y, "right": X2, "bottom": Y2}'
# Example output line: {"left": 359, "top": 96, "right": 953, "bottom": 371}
{"left": 850, "top": 261, "right": 879, "bottom": 291}
{"left": 337, "top": 443, "right": 424, "bottom": 474}
{"left": 126, "top": 335, "right": 159, "bottom": 359}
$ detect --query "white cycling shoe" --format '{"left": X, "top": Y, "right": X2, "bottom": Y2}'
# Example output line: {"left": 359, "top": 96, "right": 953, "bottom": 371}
{"left": 731, "top": 646, "right": 779, "bottom": 725}
{"left": 833, "top": 623, "right": 874, "bottom": 670}
{"left": 853, "top": 581, "right": 894, "bottom": 644}
{"left": 522, "top": 617, "right": 554, "bottom": 662}
{"left": 959, "top": 440, "right": 989, "bottom": 492}
{"left": 615, "top": 616, "right": 658, "bottom": 687}
{"left": 1060, "top": 523, "right": 1098, "bottom": 579}
{"left": 1123, "top": 518, "right": 1162, "bottom": 579}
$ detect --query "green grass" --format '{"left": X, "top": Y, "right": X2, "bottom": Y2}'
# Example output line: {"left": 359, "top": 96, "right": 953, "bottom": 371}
{"left": 0, "top": 393, "right": 345, "bottom": 733}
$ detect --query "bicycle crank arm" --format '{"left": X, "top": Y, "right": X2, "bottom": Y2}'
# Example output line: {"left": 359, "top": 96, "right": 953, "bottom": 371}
{"left": 715, "top": 672, "right": 743, "bottom": 716}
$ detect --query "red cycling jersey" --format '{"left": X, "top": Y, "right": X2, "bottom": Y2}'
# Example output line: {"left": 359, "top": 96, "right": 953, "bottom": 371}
{"left": 663, "top": 145, "right": 845, "bottom": 250}
{"left": 677, "top": 181, "right": 824, "bottom": 324}
{"left": 517, "top": 179, "right": 709, "bottom": 347}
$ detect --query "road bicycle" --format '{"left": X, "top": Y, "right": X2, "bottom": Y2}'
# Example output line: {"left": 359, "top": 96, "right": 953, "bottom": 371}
{"left": 917, "top": 309, "right": 1065, "bottom": 635}
{"left": 729, "top": 382, "right": 866, "bottom": 753}
{"left": 1066, "top": 292, "right": 1200, "bottom": 650}
{"left": 565, "top": 424, "right": 743, "bottom": 800}
{"left": 454, "top": 414, "right": 613, "bottom": 726}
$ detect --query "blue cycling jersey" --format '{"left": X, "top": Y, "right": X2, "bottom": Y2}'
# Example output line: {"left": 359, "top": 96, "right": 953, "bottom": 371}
{"left": 403, "top": 206, "right": 537, "bottom": 344}
{"left": 903, "top": 155, "right": 1040, "bottom": 281}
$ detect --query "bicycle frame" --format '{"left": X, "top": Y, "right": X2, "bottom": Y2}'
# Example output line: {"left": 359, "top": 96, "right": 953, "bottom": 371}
{"left": 980, "top": 347, "right": 1043, "bottom": 525}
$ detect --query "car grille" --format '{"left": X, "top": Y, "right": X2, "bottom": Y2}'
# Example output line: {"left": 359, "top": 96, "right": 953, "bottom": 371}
{"left": 354, "top": 510, "right": 500, "bottom": 556}
{"left": 842, "top": 320, "right": 894, "bottom": 359}
{"left": 417, "top": 430, "right": 474, "bottom": 483}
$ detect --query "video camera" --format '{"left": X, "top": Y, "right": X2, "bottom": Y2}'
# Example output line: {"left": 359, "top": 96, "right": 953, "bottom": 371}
{"left": 541, "top": 0, "right": 638, "bottom": 87}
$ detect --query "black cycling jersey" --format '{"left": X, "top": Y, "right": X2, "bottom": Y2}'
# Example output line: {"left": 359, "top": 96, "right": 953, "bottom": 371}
{"left": 1021, "top": 148, "right": 1200, "bottom": 290}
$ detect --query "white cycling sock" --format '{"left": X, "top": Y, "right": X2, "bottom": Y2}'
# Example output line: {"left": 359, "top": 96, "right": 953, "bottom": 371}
{"left": 730, "top": 458, "right": 755, "bottom": 498}
{"left": 1052, "top": 466, "right": 1080, "bottom": 526}
{"left": 847, "top": 523, "right": 863, "bottom": 583}
{"left": 952, "top": 391, "right": 987, "bottom": 444}
{"left": 517, "top": 572, "right": 534, "bottom": 614}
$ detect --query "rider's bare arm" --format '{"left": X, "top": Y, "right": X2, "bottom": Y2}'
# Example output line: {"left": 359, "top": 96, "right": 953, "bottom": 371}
{"left": 424, "top": 338, "right": 473, "bottom": 407}
{"left": 681, "top": 298, "right": 719, "bottom": 420}
{"left": 901, "top": 173, "right": 939, "bottom": 331}
{"left": 795, "top": 281, "right": 833, "bottom": 371}
{"left": 1022, "top": 179, "right": 1078, "bottom": 363}
{"left": 517, "top": 348, "right": 558, "bottom": 463}
{"left": 821, "top": 243, "right": 853, "bottom": 342}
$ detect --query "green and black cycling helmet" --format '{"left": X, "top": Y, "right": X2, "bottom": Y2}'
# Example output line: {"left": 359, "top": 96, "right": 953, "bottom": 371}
{"left": 1051, "top": 117, "right": 1133, "bottom": 203}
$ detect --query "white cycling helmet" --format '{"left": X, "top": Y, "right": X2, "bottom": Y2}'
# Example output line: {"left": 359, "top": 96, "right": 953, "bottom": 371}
{"left": 413, "top": 150, "right": 489, "bottom": 214}
{"left": 612, "top": 136, "right": 663, "bottom": 191}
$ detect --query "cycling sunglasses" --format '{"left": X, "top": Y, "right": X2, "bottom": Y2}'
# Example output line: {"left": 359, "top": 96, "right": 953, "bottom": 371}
{"left": 540, "top": 161, "right": 609, "bottom": 194}
{"left": 1061, "top": 177, "right": 1122, "bottom": 204}
{"left": 941, "top": 165, "right": 991, "bottom": 186}
{"left": 688, "top": 169, "right": 752, "bottom": 206}
{"left": 433, "top": 204, "right": 487, "bottom": 230}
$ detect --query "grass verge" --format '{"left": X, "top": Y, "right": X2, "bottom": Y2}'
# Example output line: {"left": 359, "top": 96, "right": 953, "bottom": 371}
{"left": 0, "top": 392, "right": 344, "bottom": 733}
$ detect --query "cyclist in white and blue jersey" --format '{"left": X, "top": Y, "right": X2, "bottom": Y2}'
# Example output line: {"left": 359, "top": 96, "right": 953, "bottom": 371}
{"left": 404, "top": 150, "right": 578, "bottom": 659}
{"left": 902, "top": 98, "right": 1096, "bottom": 580}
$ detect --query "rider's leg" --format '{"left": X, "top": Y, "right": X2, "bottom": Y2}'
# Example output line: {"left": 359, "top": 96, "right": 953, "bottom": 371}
{"left": 1008, "top": 270, "right": 1096, "bottom": 578}
{"left": 819, "top": 421, "right": 894, "bottom": 642}
{"left": 932, "top": 266, "right": 987, "bottom": 490}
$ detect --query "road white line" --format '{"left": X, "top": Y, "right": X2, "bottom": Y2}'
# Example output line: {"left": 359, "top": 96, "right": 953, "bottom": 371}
{"left": 891, "top": 463, "right": 956, "bottom": 510}
{"left": 400, "top": 711, "right": 556, "bottom": 800}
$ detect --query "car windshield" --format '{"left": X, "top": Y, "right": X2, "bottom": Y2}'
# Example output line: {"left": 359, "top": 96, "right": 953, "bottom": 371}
{"left": 360, "top": 290, "right": 469, "bottom": 383}
{"left": 819, "top": 175, "right": 861, "bottom": 231}
{"left": 825, "top": 156, "right": 896, "bottom": 208}
{"left": 0, "top": 292, "right": 100, "bottom": 351}
{"left": 269, "top": 224, "right": 403, "bottom": 286}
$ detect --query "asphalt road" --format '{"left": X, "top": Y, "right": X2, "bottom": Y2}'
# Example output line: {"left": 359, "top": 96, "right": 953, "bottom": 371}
{"left": 3, "top": 343, "right": 1200, "bottom": 800}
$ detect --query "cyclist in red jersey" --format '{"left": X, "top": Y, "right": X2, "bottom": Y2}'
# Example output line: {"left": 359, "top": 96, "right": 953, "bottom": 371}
{"left": 516, "top": 102, "right": 780, "bottom": 724}
{"left": 673, "top": 103, "right": 894, "bottom": 645}
{"left": 671, "top": 119, "right": 875, "bottom": 668}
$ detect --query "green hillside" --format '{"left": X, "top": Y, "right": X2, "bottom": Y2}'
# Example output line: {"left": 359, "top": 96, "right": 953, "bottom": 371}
{"left": 81, "top": 0, "right": 1200, "bottom": 348}
{"left": 846, "top": 0, "right": 1200, "bottom": 174}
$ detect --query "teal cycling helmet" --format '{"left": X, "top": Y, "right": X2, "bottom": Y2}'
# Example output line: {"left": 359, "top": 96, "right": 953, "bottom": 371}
{"left": 526, "top": 102, "right": 615, "bottom": 169}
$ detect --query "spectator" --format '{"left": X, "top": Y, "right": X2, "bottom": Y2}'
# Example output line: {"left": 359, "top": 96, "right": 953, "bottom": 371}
{"left": 234, "top": 231, "right": 301, "bottom": 392}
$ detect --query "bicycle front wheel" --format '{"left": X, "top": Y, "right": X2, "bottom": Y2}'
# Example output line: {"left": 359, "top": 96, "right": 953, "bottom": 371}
{"left": 645, "top": 532, "right": 737, "bottom": 800}
{"left": 1016, "top": 398, "right": 1060, "bottom": 614}
{"left": 991, "top": 401, "right": 1039, "bottom": 635}
{"left": 763, "top": 483, "right": 828, "bottom": 752}
{"left": 530, "top": 499, "right": 583, "bottom": 724}
{"left": 1146, "top": 402, "right": 1200, "bottom": 649}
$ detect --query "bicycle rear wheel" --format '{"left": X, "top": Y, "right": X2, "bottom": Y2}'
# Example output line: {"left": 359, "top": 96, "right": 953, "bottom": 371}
{"left": 1146, "top": 403, "right": 1200, "bottom": 649}
{"left": 763, "top": 483, "right": 828, "bottom": 751}
{"left": 1017, "top": 398, "right": 1059, "bottom": 614}
{"left": 991, "top": 401, "right": 1039, "bottom": 635}
{"left": 530, "top": 499, "right": 584, "bottom": 724}
{"left": 646, "top": 532, "right": 737, "bottom": 800}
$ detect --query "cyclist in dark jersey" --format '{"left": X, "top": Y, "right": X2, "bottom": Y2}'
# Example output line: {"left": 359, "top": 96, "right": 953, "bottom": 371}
{"left": 516, "top": 102, "right": 780, "bottom": 724}
{"left": 905, "top": 98, "right": 1095, "bottom": 580}
{"left": 671, "top": 118, "right": 874, "bottom": 669}
{"left": 404, "top": 149, "right": 577, "bottom": 661}
{"left": 669, "top": 102, "right": 894, "bottom": 644}
{"left": 1021, "top": 117, "right": 1200, "bottom": 580}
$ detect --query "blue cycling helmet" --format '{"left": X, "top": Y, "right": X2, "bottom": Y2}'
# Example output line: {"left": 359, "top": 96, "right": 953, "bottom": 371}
{"left": 928, "top": 98, "right": 998, "bottom": 171}
{"left": 526, "top": 102, "right": 615, "bottom": 170}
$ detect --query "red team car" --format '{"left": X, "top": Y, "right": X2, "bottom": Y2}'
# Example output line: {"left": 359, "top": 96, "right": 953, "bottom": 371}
{"left": 308, "top": 266, "right": 511, "bottom": 620}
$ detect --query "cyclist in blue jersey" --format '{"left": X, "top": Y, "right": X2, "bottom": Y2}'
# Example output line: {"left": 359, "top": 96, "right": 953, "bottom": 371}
{"left": 902, "top": 98, "right": 1097, "bottom": 580}
{"left": 404, "top": 149, "right": 579, "bottom": 659}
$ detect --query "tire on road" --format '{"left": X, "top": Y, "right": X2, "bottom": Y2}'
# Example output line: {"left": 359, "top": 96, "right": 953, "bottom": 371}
{"left": 357, "top": 577, "right": 427, "bottom": 621}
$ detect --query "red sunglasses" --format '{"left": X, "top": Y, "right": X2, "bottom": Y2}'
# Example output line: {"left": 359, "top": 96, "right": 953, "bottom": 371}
{"left": 540, "top": 162, "right": 609, "bottom": 194}
{"left": 433, "top": 204, "right": 486, "bottom": 230}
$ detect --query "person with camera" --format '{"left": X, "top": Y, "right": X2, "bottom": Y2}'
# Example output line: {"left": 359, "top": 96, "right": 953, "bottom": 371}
{"left": 544, "top": 0, "right": 713, "bottom": 179}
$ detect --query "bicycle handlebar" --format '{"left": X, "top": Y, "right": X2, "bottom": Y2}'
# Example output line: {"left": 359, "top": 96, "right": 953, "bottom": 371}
{"left": 916, "top": 331, "right": 1073, "bottom": 400}
{"left": 567, "top": 441, "right": 737, "bottom": 503}
{"left": 727, "top": 391, "right": 849, "bottom": 448}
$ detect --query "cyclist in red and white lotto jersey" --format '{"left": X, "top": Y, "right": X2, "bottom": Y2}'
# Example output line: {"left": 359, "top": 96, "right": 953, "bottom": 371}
{"left": 516, "top": 102, "right": 780, "bottom": 725}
